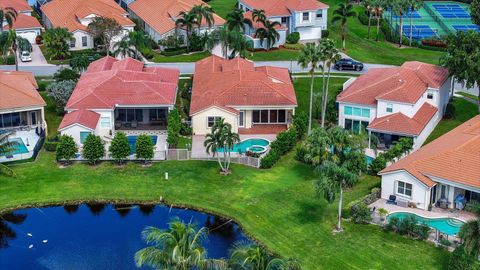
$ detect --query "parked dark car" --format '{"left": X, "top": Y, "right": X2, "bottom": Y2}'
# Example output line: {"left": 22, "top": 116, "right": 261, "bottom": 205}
{"left": 334, "top": 58, "right": 364, "bottom": 71}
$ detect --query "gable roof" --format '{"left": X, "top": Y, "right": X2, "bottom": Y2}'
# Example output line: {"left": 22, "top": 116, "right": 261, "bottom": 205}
{"left": 190, "top": 55, "right": 297, "bottom": 115}
{"left": 58, "top": 109, "right": 100, "bottom": 130}
{"left": 337, "top": 62, "right": 449, "bottom": 106}
{"left": 0, "top": 71, "right": 45, "bottom": 111}
{"left": 368, "top": 103, "right": 438, "bottom": 136}
{"left": 380, "top": 115, "right": 480, "bottom": 188}
{"left": 65, "top": 56, "right": 179, "bottom": 110}
{"left": 0, "top": 0, "right": 31, "bottom": 12}
{"left": 129, "top": 0, "right": 225, "bottom": 36}
{"left": 41, "top": 0, "right": 134, "bottom": 32}
{"left": 3, "top": 13, "right": 42, "bottom": 31}
{"left": 241, "top": 0, "right": 328, "bottom": 17}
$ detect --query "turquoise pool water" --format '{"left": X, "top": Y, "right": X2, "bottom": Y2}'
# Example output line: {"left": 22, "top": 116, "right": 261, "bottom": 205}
{"left": 217, "top": 138, "right": 269, "bottom": 153}
{"left": 127, "top": 135, "right": 158, "bottom": 154}
{"left": 0, "top": 138, "right": 28, "bottom": 156}
{"left": 387, "top": 212, "right": 465, "bottom": 236}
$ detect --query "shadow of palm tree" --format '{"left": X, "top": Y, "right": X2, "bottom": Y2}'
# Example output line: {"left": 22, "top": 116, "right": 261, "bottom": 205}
{"left": 138, "top": 205, "right": 155, "bottom": 216}
{"left": 205, "top": 216, "right": 235, "bottom": 239}
{"left": 63, "top": 204, "right": 80, "bottom": 214}
{"left": 86, "top": 203, "right": 106, "bottom": 216}
{"left": 0, "top": 212, "right": 27, "bottom": 249}
{"left": 114, "top": 204, "right": 133, "bottom": 218}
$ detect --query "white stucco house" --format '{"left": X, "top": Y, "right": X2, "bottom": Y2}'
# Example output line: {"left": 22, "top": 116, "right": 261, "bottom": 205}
{"left": 1, "top": 0, "right": 43, "bottom": 43}
{"left": 336, "top": 61, "right": 452, "bottom": 152}
{"left": 40, "top": 0, "right": 135, "bottom": 51}
{"left": 58, "top": 56, "right": 179, "bottom": 151}
{"left": 238, "top": 0, "right": 329, "bottom": 49}
{"left": 0, "top": 71, "right": 47, "bottom": 163}
{"left": 127, "top": 0, "right": 224, "bottom": 43}
{"left": 379, "top": 115, "right": 480, "bottom": 211}
{"left": 190, "top": 55, "right": 297, "bottom": 136}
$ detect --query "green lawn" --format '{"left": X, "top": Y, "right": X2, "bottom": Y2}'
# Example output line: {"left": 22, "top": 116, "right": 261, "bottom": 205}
{"left": 208, "top": 0, "right": 237, "bottom": 19}
{"left": 151, "top": 51, "right": 211, "bottom": 63}
{"left": 0, "top": 152, "right": 449, "bottom": 270}
{"left": 457, "top": 91, "right": 480, "bottom": 102}
{"left": 39, "top": 92, "right": 63, "bottom": 138}
{"left": 247, "top": 48, "right": 301, "bottom": 61}
{"left": 424, "top": 98, "right": 479, "bottom": 145}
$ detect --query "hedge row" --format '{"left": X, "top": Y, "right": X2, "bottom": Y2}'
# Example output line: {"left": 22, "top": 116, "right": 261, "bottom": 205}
{"left": 343, "top": 187, "right": 380, "bottom": 219}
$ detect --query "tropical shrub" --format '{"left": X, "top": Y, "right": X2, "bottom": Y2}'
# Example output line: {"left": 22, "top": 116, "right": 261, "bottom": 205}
{"left": 135, "top": 134, "right": 154, "bottom": 163}
{"left": 56, "top": 135, "right": 78, "bottom": 164}
{"left": 444, "top": 102, "right": 456, "bottom": 119}
{"left": 283, "top": 43, "right": 305, "bottom": 50}
{"left": 161, "top": 48, "right": 188, "bottom": 56}
{"left": 384, "top": 215, "right": 431, "bottom": 240}
{"left": 167, "top": 109, "right": 181, "bottom": 148}
{"left": 270, "top": 128, "right": 297, "bottom": 155}
{"left": 180, "top": 122, "right": 192, "bottom": 136}
{"left": 109, "top": 132, "right": 130, "bottom": 164}
{"left": 158, "top": 34, "right": 184, "bottom": 49}
{"left": 260, "top": 148, "right": 280, "bottom": 169}
{"left": 42, "top": 27, "right": 72, "bottom": 60}
{"left": 46, "top": 80, "right": 76, "bottom": 114}
{"left": 82, "top": 134, "right": 105, "bottom": 165}
{"left": 368, "top": 155, "right": 386, "bottom": 175}
{"left": 321, "top": 29, "right": 329, "bottom": 38}
{"left": 357, "top": 10, "right": 369, "bottom": 25}
{"left": 350, "top": 202, "right": 372, "bottom": 224}
{"left": 293, "top": 112, "right": 308, "bottom": 139}
{"left": 286, "top": 32, "right": 300, "bottom": 44}
{"left": 448, "top": 246, "right": 479, "bottom": 270}
{"left": 44, "top": 141, "right": 58, "bottom": 152}
{"left": 53, "top": 68, "right": 80, "bottom": 82}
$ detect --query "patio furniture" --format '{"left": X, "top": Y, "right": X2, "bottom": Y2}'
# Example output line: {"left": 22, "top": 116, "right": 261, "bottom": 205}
{"left": 386, "top": 195, "right": 397, "bottom": 205}
{"left": 397, "top": 198, "right": 408, "bottom": 208}
{"left": 131, "top": 121, "right": 138, "bottom": 128}
{"left": 438, "top": 198, "right": 449, "bottom": 209}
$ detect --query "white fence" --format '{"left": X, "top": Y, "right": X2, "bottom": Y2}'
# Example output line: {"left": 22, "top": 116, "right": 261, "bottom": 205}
{"left": 70, "top": 149, "right": 261, "bottom": 168}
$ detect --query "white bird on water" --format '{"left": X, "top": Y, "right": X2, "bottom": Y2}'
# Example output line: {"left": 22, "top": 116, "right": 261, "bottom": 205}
{"left": 27, "top": 233, "right": 32, "bottom": 237}
{"left": 42, "top": 240, "right": 48, "bottom": 244}
{"left": 28, "top": 244, "right": 34, "bottom": 249}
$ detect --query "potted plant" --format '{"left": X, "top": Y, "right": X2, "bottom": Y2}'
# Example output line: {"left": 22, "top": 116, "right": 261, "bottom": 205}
{"left": 378, "top": 208, "right": 388, "bottom": 222}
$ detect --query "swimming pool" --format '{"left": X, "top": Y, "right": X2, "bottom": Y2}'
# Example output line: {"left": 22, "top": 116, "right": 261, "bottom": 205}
{"left": 127, "top": 135, "right": 158, "bottom": 154}
{"left": 387, "top": 212, "right": 465, "bottom": 236}
{"left": 0, "top": 137, "right": 29, "bottom": 156}
{"left": 217, "top": 138, "right": 270, "bottom": 154}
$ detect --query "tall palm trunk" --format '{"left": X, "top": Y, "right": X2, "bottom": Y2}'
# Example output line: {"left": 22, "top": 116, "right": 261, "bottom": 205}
{"left": 342, "top": 24, "right": 346, "bottom": 49}
{"left": 308, "top": 71, "right": 315, "bottom": 134}
{"left": 321, "top": 65, "right": 332, "bottom": 127}
{"left": 367, "top": 11, "right": 372, "bottom": 39}
{"left": 320, "top": 60, "right": 327, "bottom": 127}
{"left": 409, "top": 8, "right": 413, "bottom": 47}
{"left": 376, "top": 12, "right": 381, "bottom": 42}
{"left": 337, "top": 187, "right": 343, "bottom": 231}
{"left": 399, "top": 15, "right": 403, "bottom": 47}
{"left": 215, "top": 152, "right": 226, "bottom": 172}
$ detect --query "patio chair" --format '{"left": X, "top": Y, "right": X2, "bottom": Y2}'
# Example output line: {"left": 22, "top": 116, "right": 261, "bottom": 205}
{"left": 386, "top": 195, "right": 397, "bottom": 205}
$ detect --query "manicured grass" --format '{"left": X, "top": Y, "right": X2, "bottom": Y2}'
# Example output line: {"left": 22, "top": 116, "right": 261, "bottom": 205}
{"left": 39, "top": 91, "right": 63, "bottom": 138}
{"left": 247, "top": 48, "right": 301, "bottom": 61}
{"left": 424, "top": 98, "right": 479, "bottom": 145}
{"left": 457, "top": 91, "right": 480, "bottom": 101}
{"left": 178, "top": 136, "right": 192, "bottom": 149}
{"left": 208, "top": 0, "right": 237, "bottom": 19}
{"left": 151, "top": 51, "right": 211, "bottom": 63}
{"left": 0, "top": 152, "right": 449, "bottom": 270}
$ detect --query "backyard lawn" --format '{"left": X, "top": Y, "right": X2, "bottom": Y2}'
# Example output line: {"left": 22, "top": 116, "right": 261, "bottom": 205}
{"left": 0, "top": 151, "right": 449, "bottom": 270}
{"left": 39, "top": 92, "right": 62, "bottom": 138}
{"left": 151, "top": 51, "right": 211, "bottom": 63}
{"left": 424, "top": 97, "right": 479, "bottom": 145}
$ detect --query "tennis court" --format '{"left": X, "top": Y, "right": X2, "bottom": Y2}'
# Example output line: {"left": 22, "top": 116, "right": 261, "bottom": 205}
{"left": 402, "top": 25, "right": 439, "bottom": 40}
{"left": 432, "top": 3, "right": 470, "bottom": 19}
{"left": 452, "top": 25, "right": 480, "bottom": 32}
{"left": 392, "top": 10, "right": 422, "bottom": 19}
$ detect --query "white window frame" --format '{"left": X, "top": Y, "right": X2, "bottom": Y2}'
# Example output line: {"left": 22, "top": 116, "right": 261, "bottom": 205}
{"left": 100, "top": 117, "right": 110, "bottom": 128}
{"left": 82, "top": 36, "right": 88, "bottom": 47}
{"left": 302, "top": 12, "right": 310, "bottom": 22}
{"left": 316, "top": 10, "right": 323, "bottom": 19}
{"left": 207, "top": 116, "right": 222, "bottom": 128}
{"left": 386, "top": 103, "right": 393, "bottom": 113}
{"left": 396, "top": 181, "right": 413, "bottom": 197}
{"left": 426, "top": 91, "right": 434, "bottom": 100}
{"left": 70, "top": 38, "right": 76, "bottom": 48}
{"left": 239, "top": 111, "right": 245, "bottom": 127}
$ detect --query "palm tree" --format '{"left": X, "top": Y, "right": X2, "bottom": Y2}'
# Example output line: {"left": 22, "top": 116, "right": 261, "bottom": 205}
{"left": 392, "top": 0, "right": 410, "bottom": 48}
{"left": 204, "top": 118, "right": 239, "bottom": 173}
{"left": 223, "top": 124, "right": 240, "bottom": 172}
{"left": 297, "top": 43, "right": 323, "bottom": 134}
{"left": 113, "top": 35, "right": 135, "bottom": 59}
{"left": 206, "top": 27, "right": 252, "bottom": 59}
{"left": 175, "top": 11, "right": 199, "bottom": 52}
{"left": 135, "top": 218, "right": 228, "bottom": 270}
{"left": 192, "top": 4, "right": 215, "bottom": 33}
{"left": 460, "top": 204, "right": 480, "bottom": 257}
{"left": 319, "top": 39, "right": 341, "bottom": 127}
{"left": 372, "top": 0, "right": 386, "bottom": 42}
{"left": 5, "top": 30, "right": 18, "bottom": 71}
{"left": 226, "top": 9, "right": 252, "bottom": 33}
{"left": 302, "top": 128, "right": 332, "bottom": 165}
{"left": 0, "top": 133, "right": 15, "bottom": 177}
{"left": 407, "top": 0, "right": 423, "bottom": 47}
{"left": 314, "top": 161, "right": 358, "bottom": 232}
{"left": 230, "top": 242, "right": 302, "bottom": 270}
{"left": 227, "top": 30, "right": 252, "bottom": 58}
{"left": 331, "top": 3, "right": 357, "bottom": 50}
{"left": 361, "top": 0, "right": 373, "bottom": 39}
{"left": 0, "top": 7, "right": 17, "bottom": 33}
{"left": 206, "top": 26, "right": 231, "bottom": 58}
{"left": 0, "top": 212, "right": 26, "bottom": 248}
{"left": 128, "top": 31, "right": 148, "bottom": 59}
{"left": 254, "top": 20, "right": 281, "bottom": 51}
{"left": 252, "top": 9, "right": 266, "bottom": 24}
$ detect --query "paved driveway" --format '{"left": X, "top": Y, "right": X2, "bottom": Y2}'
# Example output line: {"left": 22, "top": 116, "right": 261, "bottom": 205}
{"left": 18, "top": 44, "right": 49, "bottom": 66}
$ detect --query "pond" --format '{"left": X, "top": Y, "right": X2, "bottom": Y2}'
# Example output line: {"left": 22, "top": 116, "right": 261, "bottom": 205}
{"left": 0, "top": 203, "right": 251, "bottom": 269}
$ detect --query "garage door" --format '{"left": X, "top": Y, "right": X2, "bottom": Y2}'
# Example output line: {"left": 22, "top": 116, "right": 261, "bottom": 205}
{"left": 18, "top": 31, "right": 38, "bottom": 44}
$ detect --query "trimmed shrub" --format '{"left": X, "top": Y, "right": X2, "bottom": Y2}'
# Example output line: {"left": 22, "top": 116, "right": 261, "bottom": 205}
{"left": 109, "top": 132, "right": 130, "bottom": 164}
{"left": 350, "top": 202, "right": 372, "bottom": 224}
{"left": 37, "top": 81, "right": 50, "bottom": 92}
{"left": 368, "top": 155, "right": 386, "bottom": 175}
{"left": 56, "top": 135, "right": 78, "bottom": 164}
{"left": 421, "top": 37, "right": 447, "bottom": 48}
{"left": 44, "top": 141, "right": 58, "bottom": 152}
{"left": 358, "top": 10, "right": 369, "bottom": 25}
{"left": 260, "top": 149, "right": 280, "bottom": 169}
{"left": 286, "top": 32, "right": 300, "bottom": 44}
{"left": 270, "top": 128, "right": 298, "bottom": 155}
{"left": 180, "top": 122, "right": 192, "bottom": 136}
{"left": 135, "top": 134, "right": 154, "bottom": 163}
{"left": 167, "top": 109, "right": 181, "bottom": 148}
{"left": 294, "top": 145, "right": 307, "bottom": 162}
{"left": 82, "top": 134, "right": 105, "bottom": 165}
{"left": 5, "top": 54, "right": 15, "bottom": 65}
{"left": 53, "top": 68, "right": 80, "bottom": 82}
{"left": 283, "top": 43, "right": 305, "bottom": 50}
{"left": 161, "top": 48, "right": 188, "bottom": 56}
{"left": 47, "top": 80, "right": 76, "bottom": 114}
{"left": 140, "top": 47, "right": 155, "bottom": 59}
{"left": 293, "top": 112, "right": 308, "bottom": 139}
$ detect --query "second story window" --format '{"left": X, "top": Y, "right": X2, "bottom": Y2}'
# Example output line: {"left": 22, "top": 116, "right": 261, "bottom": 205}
{"left": 427, "top": 91, "right": 434, "bottom": 99}
{"left": 386, "top": 103, "right": 393, "bottom": 113}
{"left": 281, "top": 17, "right": 287, "bottom": 24}
{"left": 302, "top": 12, "right": 309, "bottom": 22}
{"left": 316, "top": 11, "right": 323, "bottom": 19}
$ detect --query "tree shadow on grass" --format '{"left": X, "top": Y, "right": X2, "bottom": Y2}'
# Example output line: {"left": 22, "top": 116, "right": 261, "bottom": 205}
{"left": 292, "top": 201, "right": 328, "bottom": 224}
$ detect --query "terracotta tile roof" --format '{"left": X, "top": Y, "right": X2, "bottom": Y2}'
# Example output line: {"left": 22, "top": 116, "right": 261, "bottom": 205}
{"left": 239, "top": 124, "right": 287, "bottom": 134}
{"left": 368, "top": 103, "right": 438, "bottom": 136}
{"left": 128, "top": 0, "right": 225, "bottom": 36}
{"left": 190, "top": 55, "right": 297, "bottom": 116}
{"left": 41, "top": 0, "right": 134, "bottom": 32}
{"left": 3, "top": 13, "right": 42, "bottom": 30}
{"left": 241, "top": 0, "right": 328, "bottom": 17}
{"left": 0, "top": 0, "right": 31, "bottom": 12}
{"left": 380, "top": 115, "right": 480, "bottom": 188}
{"left": 0, "top": 71, "right": 45, "bottom": 111}
{"left": 58, "top": 109, "right": 100, "bottom": 130}
{"left": 337, "top": 62, "right": 449, "bottom": 106}
{"left": 65, "top": 56, "right": 179, "bottom": 111}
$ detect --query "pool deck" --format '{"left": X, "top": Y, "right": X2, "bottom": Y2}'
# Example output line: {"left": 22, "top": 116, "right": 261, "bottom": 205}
{"left": 191, "top": 134, "right": 278, "bottom": 158}
{"left": 370, "top": 199, "right": 476, "bottom": 222}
